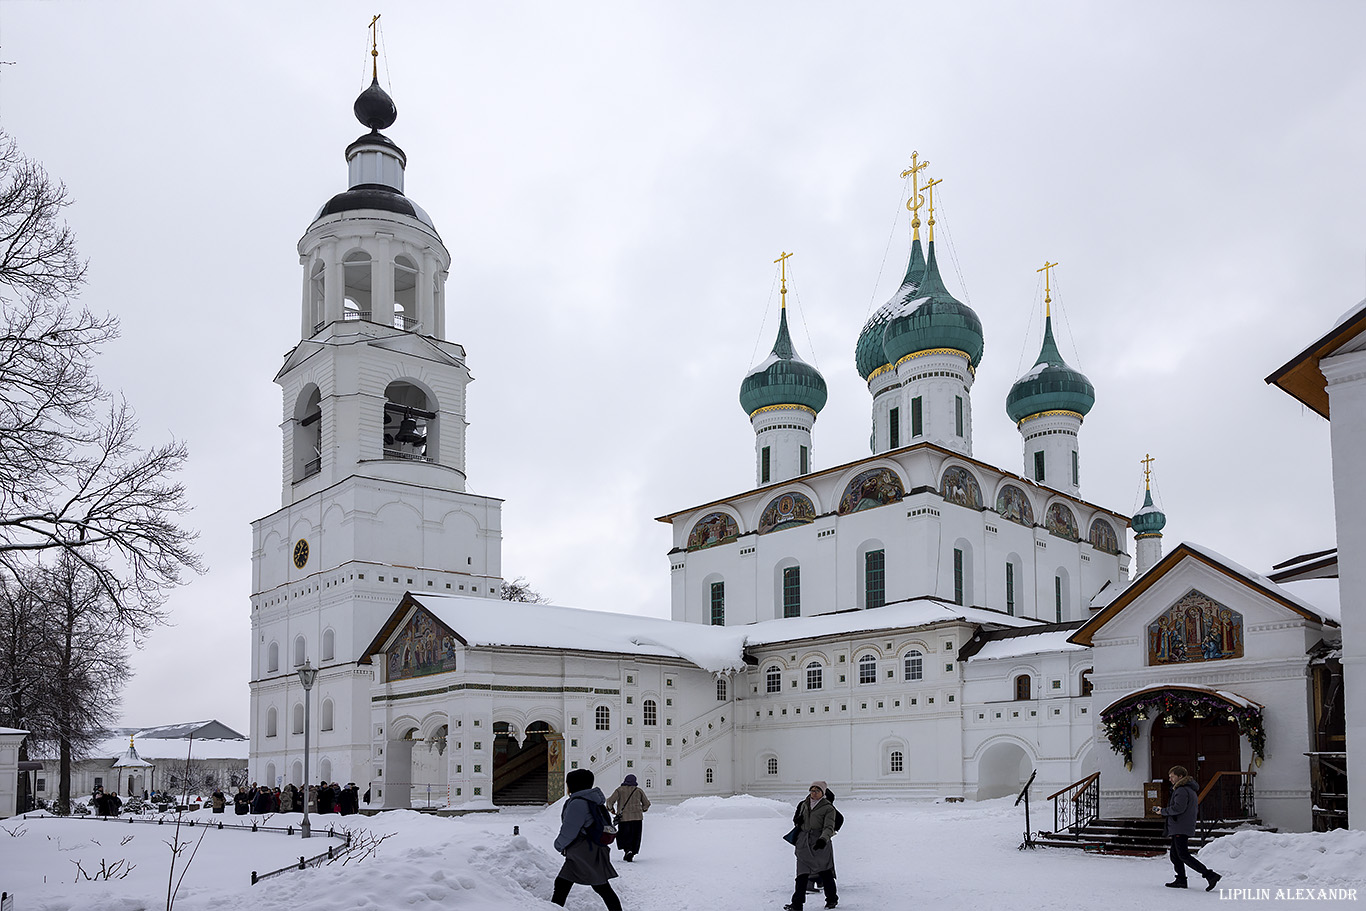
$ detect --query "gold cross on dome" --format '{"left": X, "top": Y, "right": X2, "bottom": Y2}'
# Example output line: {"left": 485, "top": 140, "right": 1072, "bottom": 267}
{"left": 901, "top": 152, "right": 929, "bottom": 235}
{"left": 1036, "top": 261, "right": 1058, "bottom": 315}
{"left": 923, "top": 177, "right": 943, "bottom": 242}
{"left": 1142, "top": 453, "right": 1155, "bottom": 489}
{"left": 369, "top": 14, "right": 382, "bottom": 79}
{"left": 774, "top": 251, "right": 793, "bottom": 309}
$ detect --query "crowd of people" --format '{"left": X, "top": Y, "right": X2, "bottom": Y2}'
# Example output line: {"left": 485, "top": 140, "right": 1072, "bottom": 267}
{"left": 214, "top": 781, "right": 364, "bottom": 816}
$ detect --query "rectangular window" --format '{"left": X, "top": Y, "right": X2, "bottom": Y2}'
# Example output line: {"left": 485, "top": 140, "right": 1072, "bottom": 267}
{"left": 953, "top": 548, "right": 964, "bottom": 605}
{"left": 783, "top": 566, "right": 801, "bottom": 618}
{"left": 1005, "top": 562, "right": 1015, "bottom": 616}
{"left": 955, "top": 395, "right": 964, "bottom": 437}
{"left": 889, "top": 407, "right": 900, "bottom": 449}
{"left": 1072, "top": 450, "right": 1079, "bottom": 487}
{"left": 1055, "top": 575, "right": 1063, "bottom": 622}
{"left": 1034, "top": 450, "right": 1045, "bottom": 482}
{"left": 800, "top": 445, "right": 809, "bottom": 475}
{"left": 710, "top": 582, "right": 725, "bottom": 626}
{"left": 865, "top": 549, "right": 886, "bottom": 608}
{"left": 761, "top": 447, "right": 771, "bottom": 484}
{"left": 911, "top": 397, "right": 923, "bottom": 437}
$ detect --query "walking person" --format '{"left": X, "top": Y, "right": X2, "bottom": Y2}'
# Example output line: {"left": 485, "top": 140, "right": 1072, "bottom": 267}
{"left": 784, "top": 782, "right": 838, "bottom": 910}
{"left": 605, "top": 774, "right": 650, "bottom": 862}
{"left": 551, "top": 768, "right": 623, "bottom": 910}
{"left": 1151, "top": 765, "right": 1222, "bottom": 891}
{"left": 806, "top": 787, "right": 844, "bottom": 894}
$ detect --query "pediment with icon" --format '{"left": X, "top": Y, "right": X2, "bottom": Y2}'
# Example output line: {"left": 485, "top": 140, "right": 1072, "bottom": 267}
{"left": 1147, "top": 590, "right": 1244, "bottom": 665}
{"left": 386, "top": 606, "right": 459, "bottom": 681}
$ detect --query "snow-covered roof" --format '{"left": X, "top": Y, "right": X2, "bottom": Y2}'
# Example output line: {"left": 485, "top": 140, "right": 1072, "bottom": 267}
{"left": 28, "top": 722, "right": 248, "bottom": 763}
{"left": 0, "top": 726, "right": 28, "bottom": 736}
{"left": 396, "top": 594, "right": 1036, "bottom": 674}
{"left": 1276, "top": 578, "right": 1341, "bottom": 624}
{"left": 966, "top": 630, "right": 1088, "bottom": 662}
{"left": 1101, "top": 682, "right": 1262, "bottom": 713}
{"left": 1182, "top": 542, "right": 1340, "bottom": 624}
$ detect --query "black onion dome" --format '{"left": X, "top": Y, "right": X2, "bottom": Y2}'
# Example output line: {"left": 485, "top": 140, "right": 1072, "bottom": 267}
{"left": 315, "top": 184, "right": 436, "bottom": 230}
{"left": 354, "top": 78, "right": 397, "bottom": 131}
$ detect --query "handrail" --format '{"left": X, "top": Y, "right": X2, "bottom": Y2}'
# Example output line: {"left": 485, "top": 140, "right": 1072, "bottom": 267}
{"left": 1048, "top": 772, "right": 1100, "bottom": 833}
{"left": 1196, "top": 770, "right": 1251, "bottom": 805}
{"left": 1197, "top": 770, "right": 1256, "bottom": 825}
{"left": 1046, "top": 771, "right": 1098, "bottom": 803}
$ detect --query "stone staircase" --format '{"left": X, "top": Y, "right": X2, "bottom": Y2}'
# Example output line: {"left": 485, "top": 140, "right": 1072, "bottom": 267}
{"left": 1035, "top": 816, "right": 1265, "bottom": 854}
{"left": 494, "top": 767, "right": 549, "bottom": 806}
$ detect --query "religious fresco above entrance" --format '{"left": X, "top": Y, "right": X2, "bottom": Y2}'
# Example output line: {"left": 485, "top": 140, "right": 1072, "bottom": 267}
{"left": 995, "top": 485, "right": 1035, "bottom": 527}
{"left": 1045, "top": 503, "right": 1079, "bottom": 541}
{"left": 386, "top": 606, "right": 458, "bottom": 681}
{"left": 939, "top": 466, "right": 983, "bottom": 510}
{"left": 1147, "top": 590, "right": 1244, "bottom": 665}
{"left": 1089, "top": 518, "right": 1120, "bottom": 554}
{"left": 758, "top": 492, "right": 817, "bottom": 535}
{"left": 687, "top": 512, "right": 740, "bottom": 551}
{"left": 838, "top": 468, "right": 905, "bottom": 515}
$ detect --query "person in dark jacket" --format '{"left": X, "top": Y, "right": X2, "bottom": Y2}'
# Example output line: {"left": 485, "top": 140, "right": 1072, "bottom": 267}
{"left": 806, "top": 788, "right": 842, "bottom": 893}
{"left": 210, "top": 789, "right": 226, "bottom": 813}
{"left": 250, "top": 785, "right": 272, "bottom": 815}
{"left": 551, "top": 768, "right": 622, "bottom": 910}
{"left": 317, "top": 781, "right": 335, "bottom": 814}
{"left": 233, "top": 786, "right": 250, "bottom": 815}
{"left": 785, "top": 782, "right": 837, "bottom": 910}
{"left": 605, "top": 774, "right": 650, "bottom": 862}
{"left": 1151, "top": 766, "right": 1222, "bottom": 891}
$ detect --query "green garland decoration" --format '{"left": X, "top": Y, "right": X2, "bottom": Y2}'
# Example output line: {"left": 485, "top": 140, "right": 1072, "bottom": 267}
{"left": 1100, "top": 689, "right": 1265, "bottom": 769}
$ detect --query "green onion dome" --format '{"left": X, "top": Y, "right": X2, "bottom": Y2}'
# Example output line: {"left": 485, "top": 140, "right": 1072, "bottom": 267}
{"left": 740, "top": 307, "right": 828, "bottom": 416}
{"left": 1132, "top": 488, "right": 1166, "bottom": 535}
{"left": 855, "top": 239, "right": 925, "bottom": 380}
{"left": 881, "top": 241, "right": 985, "bottom": 369}
{"left": 1005, "top": 314, "right": 1095, "bottom": 423}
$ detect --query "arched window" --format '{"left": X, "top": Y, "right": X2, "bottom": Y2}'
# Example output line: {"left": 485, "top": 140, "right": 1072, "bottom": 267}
{"left": 320, "top": 758, "right": 333, "bottom": 783}
{"left": 393, "top": 255, "right": 419, "bottom": 329}
{"left": 766, "top": 666, "right": 782, "bottom": 694}
{"left": 264, "top": 762, "right": 276, "bottom": 787}
{"left": 1080, "top": 668, "right": 1094, "bottom": 697}
{"left": 294, "top": 635, "right": 306, "bottom": 667}
{"left": 383, "top": 380, "right": 436, "bottom": 462}
{"left": 267, "top": 641, "right": 279, "bottom": 673}
{"left": 1015, "top": 675, "right": 1032, "bottom": 701}
{"left": 767, "top": 757, "right": 779, "bottom": 776}
{"left": 890, "top": 750, "right": 904, "bottom": 773}
{"left": 291, "top": 760, "right": 303, "bottom": 787}
{"left": 642, "top": 700, "right": 657, "bottom": 726}
{"left": 710, "top": 580, "right": 725, "bottom": 626}
{"left": 294, "top": 387, "right": 322, "bottom": 481}
{"left": 342, "top": 250, "right": 372, "bottom": 320}
{"left": 320, "top": 698, "right": 335, "bottom": 732}
{"left": 322, "top": 629, "right": 335, "bottom": 662}
{"left": 904, "top": 650, "right": 923, "bottom": 681}
{"left": 1054, "top": 570, "right": 1070, "bottom": 623}
{"left": 858, "top": 654, "right": 877, "bottom": 685}
{"left": 292, "top": 702, "right": 305, "bottom": 734}
{"left": 806, "top": 661, "right": 823, "bottom": 691}
{"left": 595, "top": 706, "right": 611, "bottom": 731}
{"left": 716, "top": 678, "right": 728, "bottom": 701}
{"left": 266, "top": 706, "right": 278, "bottom": 737}
{"left": 705, "top": 767, "right": 714, "bottom": 784}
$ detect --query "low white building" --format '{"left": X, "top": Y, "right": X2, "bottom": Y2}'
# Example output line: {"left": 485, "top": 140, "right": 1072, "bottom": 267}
{"left": 0, "top": 727, "right": 27, "bottom": 818}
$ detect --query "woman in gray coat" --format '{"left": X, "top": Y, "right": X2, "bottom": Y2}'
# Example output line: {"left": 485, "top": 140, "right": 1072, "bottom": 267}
{"left": 551, "top": 768, "right": 623, "bottom": 910}
{"left": 1152, "top": 766, "right": 1221, "bottom": 891}
{"left": 784, "top": 781, "right": 838, "bottom": 910}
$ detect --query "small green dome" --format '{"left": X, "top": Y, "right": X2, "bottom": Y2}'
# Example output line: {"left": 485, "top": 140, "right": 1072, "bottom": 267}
{"left": 1005, "top": 314, "right": 1095, "bottom": 423}
{"left": 855, "top": 240, "right": 925, "bottom": 380}
{"left": 740, "top": 308, "right": 828, "bottom": 416}
{"left": 1132, "top": 488, "right": 1166, "bottom": 535}
{"left": 881, "top": 241, "right": 985, "bottom": 369}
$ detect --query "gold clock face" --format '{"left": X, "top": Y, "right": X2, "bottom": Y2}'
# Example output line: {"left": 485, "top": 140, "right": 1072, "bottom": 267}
{"left": 292, "top": 539, "right": 309, "bottom": 569}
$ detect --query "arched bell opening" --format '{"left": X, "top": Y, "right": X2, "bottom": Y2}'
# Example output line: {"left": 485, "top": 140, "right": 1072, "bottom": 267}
{"left": 394, "top": 255, "right": 419, "bottom": 330}
{"left": 492, "top": 720, "right": 555, "bottom": 806}
{"left": 383, "top": 381, "right": 437, "bottom": 463}
{"left": 343, "top": 250, "right": 372, "bottom": 322}
{"left": 293, "top": 386, "right": 322, "bottom": 481}
{"left": 309, "top": 261, "right": 326, "bottom": 334}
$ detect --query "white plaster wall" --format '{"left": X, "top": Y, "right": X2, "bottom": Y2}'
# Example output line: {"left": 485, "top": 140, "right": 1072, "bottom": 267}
{"left": 751, "top": 407, "right": 815, "bottom": 486}
{"left": 0, "top": 731, "right": 23, "bottom": 818}
{"left": 1017, "top": 411, "right": 1082, "bottom": 497}
{"left": 892, "top": 350, "right": 974, "bottom": 457}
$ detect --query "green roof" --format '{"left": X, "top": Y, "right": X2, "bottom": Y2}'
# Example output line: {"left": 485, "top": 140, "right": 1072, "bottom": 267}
{"left": 855, "top": 239, "right": 924, "bottom": 380}
{"left": 1005, "top": 314, "right": 1095, "bottom": 423}
{"left": 881, "top": 241, "right": 985, "bottom": 369}
{"left": 740, "top": 308, "right": 828, "bottom": 415}
{"left": 1132, "top": 488, "right": 1166, "bottom": 535}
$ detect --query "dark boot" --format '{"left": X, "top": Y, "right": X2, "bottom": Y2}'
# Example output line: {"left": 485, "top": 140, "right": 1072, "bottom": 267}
{"left": 1205, "top": 872, "right": 1222, "bottom": 892}
{"left": 1166, "top": 879, "right": 1188, "bottom": 889}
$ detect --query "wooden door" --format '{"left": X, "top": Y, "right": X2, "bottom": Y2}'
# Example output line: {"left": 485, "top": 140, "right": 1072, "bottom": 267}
{"left": 1150, "top": 716, "right": 1241, "bottom": 805}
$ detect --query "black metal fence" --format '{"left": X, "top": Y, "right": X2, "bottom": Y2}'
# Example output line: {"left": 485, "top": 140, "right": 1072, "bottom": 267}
{"left": 251, "top": 833, "right": 353, "bottom": 885}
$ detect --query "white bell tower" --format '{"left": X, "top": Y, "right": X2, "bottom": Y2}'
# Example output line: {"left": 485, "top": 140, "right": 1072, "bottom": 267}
{"left": 248, "top": 46, "right": 504, "bottom": 801}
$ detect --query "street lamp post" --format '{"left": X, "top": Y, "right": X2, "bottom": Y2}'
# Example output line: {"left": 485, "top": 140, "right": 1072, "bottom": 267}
{"left": 297, "top": 658, "right": 318, "bottom": 839}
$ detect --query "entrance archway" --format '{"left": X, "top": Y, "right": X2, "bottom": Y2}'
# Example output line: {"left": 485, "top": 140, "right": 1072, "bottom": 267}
{"left": 976, "top": 740, "right": 1032, "bottom": 800}
{"left": 493, "top": 720, "right": 555, "bottom": 805}
{"left": 1149, "top": 715, "right": 1242, "bottom": 809}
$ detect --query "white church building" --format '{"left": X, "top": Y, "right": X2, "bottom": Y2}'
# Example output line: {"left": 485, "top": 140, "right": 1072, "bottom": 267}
{"left": 248, "top": 67, "right": 1347, "bottom": 834}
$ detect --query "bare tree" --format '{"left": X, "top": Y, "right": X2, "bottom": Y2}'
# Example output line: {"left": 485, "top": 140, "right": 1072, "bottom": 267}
{"left": 499, "top": 576, "right": 548, "bottom": 603}
{"left": 0, "top": 568, "right": 57, "bottom": 765}
{"left": 0, "top": 130, "right": 202, "bottom": 626}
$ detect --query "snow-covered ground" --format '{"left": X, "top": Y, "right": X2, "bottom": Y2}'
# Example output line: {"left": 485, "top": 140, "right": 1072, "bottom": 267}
{"left": 2, "top": 797, "right": 1362, "bottom": 910}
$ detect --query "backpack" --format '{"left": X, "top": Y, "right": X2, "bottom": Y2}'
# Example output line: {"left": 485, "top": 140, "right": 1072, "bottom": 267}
{"left": 571, "top": 796, "right": 617, "bottom": 846}
{"left": 833, "top": 808, "right": 845, "bottom": 832}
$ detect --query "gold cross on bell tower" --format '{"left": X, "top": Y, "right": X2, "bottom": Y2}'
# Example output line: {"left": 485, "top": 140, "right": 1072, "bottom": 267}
{"left": 901, "top": 152, "right": 929, "bottom": 238}
{"left": 774, "top": 251, "right": 793, "bottom": 310}
{"left": 1141, "top": 453, "right": 1155, "bottom": 490}
{"left": 1036, "top": 261, "right": 1058, "bottom": 317}
{"left": 369, "top": 14, "right": 382, "bottom": 80}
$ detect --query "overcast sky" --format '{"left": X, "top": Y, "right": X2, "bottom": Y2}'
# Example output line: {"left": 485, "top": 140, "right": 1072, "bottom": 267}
{"left": 2, "top": 2, "right": 1363, "bottom": 733}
